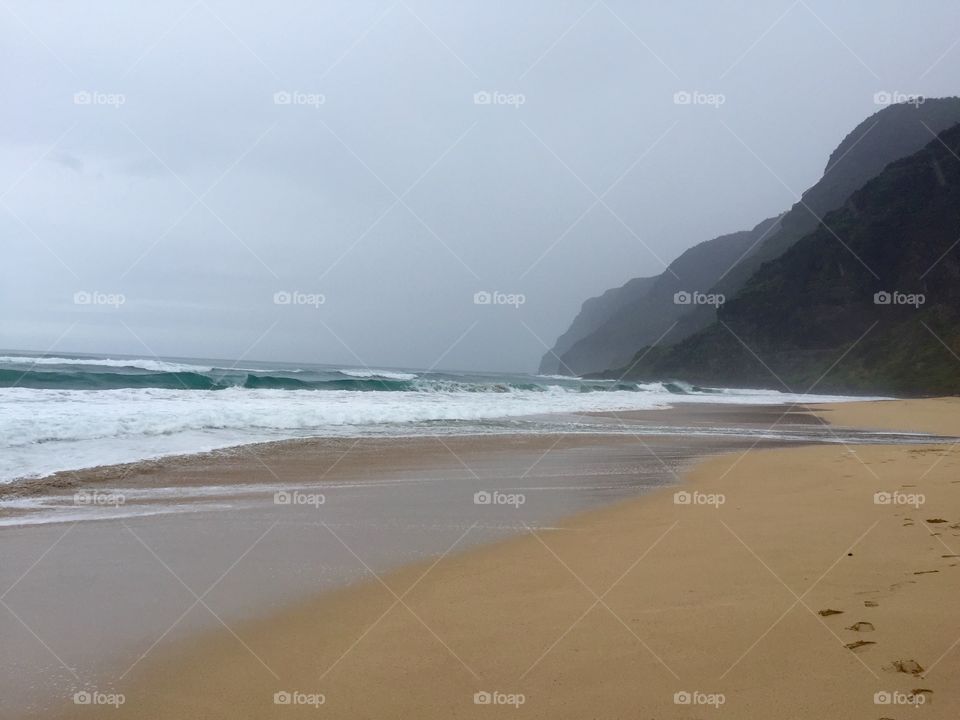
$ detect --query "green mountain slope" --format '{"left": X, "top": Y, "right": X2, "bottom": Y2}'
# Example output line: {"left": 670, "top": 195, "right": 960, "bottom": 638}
{"left": 611, "top": 122, "right": 960, "bottom": 395}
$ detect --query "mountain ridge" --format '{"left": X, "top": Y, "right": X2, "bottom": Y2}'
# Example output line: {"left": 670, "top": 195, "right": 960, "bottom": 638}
{"left": 603, "top": 121, "right": 960, "bottom": 395}
{"left": 542, "top": 97, "right": 960, "bottom": 378}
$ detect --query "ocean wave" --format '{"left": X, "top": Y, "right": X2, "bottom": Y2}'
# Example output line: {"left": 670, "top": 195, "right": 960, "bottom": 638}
{"left": 0, "top": 368, "right": 628, "bottom": 393}
{"left": 0, "top": 354, "right": 883, "bottom": 483}
{"left": 0, "top": 355, "right": 214, "bottom": 373}
{"left": 337, "top": 369, "right": 418, "bottom": 381}
{"left": 0, "top": 381, "right": 880, "bottom": 484}
{"left": 0, "top": 385, "right": 664, "bottom": 448}
{"left": 0, "top": 364, "right": 813, "bottom": 397}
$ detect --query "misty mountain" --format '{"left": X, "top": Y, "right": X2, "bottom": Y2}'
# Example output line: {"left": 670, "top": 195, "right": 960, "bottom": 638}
{"left": 544, "top": 97, "right": 960, "bottom": 376}
{"left": 609, "top": 121, "right": 960, "bottom": 395}
{"left": 708, "top": 96, "right": 960, "bottom": 306}
{"left": 538, "top": 276, "right": 657, "bottom": 375}
{"left": 541, "top": 217, "right": 780, "bottom": 376}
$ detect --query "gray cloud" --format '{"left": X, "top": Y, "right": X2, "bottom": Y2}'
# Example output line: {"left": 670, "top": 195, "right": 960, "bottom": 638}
{"left": 2, "top": 0, "right": 958, "bottom": 371}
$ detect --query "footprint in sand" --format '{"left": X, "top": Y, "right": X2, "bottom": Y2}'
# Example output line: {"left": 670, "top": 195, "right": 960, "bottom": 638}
{"left": 913, "top": 570, "right": 939, "bottom": 575}
{"left": 885, "top": 659, "right": 924, "bottom": 675}
{"left": 926, "top": 518, "right": 948, "bottom": 524}
{"left": 818, "top": 609, "right": 844, "bottom": 617}
{"left": 845, "top": 640, "right": 875, "bottom": 652}
{"left": 890, "top": 580, "right": 917, "bottom": 590}
{"left": 847, "top": 621, "right": 875, "bottom": 632}
{"left": 864, "top": 600, "right": 879, "bottom": 607}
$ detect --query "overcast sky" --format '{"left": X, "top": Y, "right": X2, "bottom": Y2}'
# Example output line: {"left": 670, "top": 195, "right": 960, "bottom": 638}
{"left": 1, "top": 0, "right": 958, "bottom": 372}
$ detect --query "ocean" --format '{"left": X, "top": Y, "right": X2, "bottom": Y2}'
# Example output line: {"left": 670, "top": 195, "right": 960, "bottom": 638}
{"left": 0, "top": 351, "right": 879, "bottom": 484}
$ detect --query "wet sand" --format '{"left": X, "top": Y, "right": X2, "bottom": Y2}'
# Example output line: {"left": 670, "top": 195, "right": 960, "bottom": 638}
{"left": 2, "top": 401, "right": 957, "bottom": 718}
{"left": 1, "top": 406, "right": 800, "bottom": 719}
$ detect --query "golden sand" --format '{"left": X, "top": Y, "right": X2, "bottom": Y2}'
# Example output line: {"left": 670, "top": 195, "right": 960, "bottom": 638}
{"left": 50, "top": 400, "right": 960, "bottom": 718}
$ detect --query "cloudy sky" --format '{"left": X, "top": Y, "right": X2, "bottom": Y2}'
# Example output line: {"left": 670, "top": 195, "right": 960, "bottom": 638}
{"left": 2, "top": 0, "right": 958, "bottom": 372}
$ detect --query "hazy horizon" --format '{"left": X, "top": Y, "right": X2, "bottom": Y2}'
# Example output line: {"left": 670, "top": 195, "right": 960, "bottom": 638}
{"left": 0, "top": 344, "right": 545, "bottom": 376}
{"left": 3, "top": 0, "right": 959, "bottom": 372}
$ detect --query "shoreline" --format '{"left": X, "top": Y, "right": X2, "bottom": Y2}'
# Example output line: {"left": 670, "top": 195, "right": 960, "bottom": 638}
{"left": 2, "top": 400, "right": 945, "bottom": 501}
{"left": 7, "top": 399, "right": 960, "bottom": 718}
{"left": 3, "top": 408, "right": 788, "bottom": 719}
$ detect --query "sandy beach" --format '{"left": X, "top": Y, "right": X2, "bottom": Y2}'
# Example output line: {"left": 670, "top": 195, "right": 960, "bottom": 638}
{"left": 11, "top": 398, "right": 953, "bottom": 719}
{"left": 3, "top": 406, "right": 796, "bottom": 718}
{"left": 8, "top": 4, "right": 960, "bottom": 717}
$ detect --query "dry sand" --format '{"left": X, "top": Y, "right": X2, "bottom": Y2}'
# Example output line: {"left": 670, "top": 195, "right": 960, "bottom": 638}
{"left": 810, "top": 396, "right": 960, "bottom": 437}
{"left": 47, "top": 399, "right": 960, "bottom": 718}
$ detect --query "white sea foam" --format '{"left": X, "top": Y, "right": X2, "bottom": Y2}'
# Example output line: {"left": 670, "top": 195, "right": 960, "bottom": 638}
{"left": 0, "top": 384, "right": 875, "bottom": 484}
{"left": 0, "top": 356, "right": 214, "bottom": 373}
{"left": 338, "top": 369, "right": 418, "bottom": 380}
